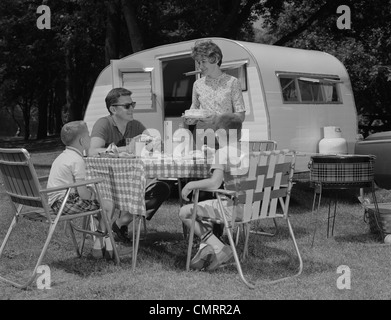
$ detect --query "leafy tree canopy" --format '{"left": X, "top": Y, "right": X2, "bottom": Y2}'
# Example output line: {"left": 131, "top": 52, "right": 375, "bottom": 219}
{"left": 1, "top": 0, "right": 390, "bottom": 138}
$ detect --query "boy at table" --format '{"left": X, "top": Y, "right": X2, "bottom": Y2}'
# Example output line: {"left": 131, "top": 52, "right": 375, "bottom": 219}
{"left": 89, "top": 87, "right": 170, "bottom": 243}
{"left": 179, "top": 113, "right": 249, "bottom": 271}
{"left": 47, "top": 121, "right": 132, "bottom": 259}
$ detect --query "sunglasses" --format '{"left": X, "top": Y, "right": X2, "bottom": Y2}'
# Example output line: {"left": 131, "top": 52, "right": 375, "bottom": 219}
{"left": 111, "top": 102, "right": 136, "bottom": 109}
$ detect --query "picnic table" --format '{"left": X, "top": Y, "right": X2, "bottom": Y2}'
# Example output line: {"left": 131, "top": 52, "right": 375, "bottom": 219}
{"left": 85, "top": 155, "right": 210, "bottom": 216}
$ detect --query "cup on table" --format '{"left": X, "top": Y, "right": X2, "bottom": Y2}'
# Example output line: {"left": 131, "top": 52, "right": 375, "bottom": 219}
{"left": 135, "top": 141, "right": 145, "bottom": 157}
{"left": 126, "top": 138, "right": 135, "bottom": 154}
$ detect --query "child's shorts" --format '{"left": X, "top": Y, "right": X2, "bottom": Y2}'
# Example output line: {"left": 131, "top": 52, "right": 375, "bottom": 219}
{"left": 51, "top": 193, "right": 100, "bottom": 215}
{"left": 193, "top": 198, "right": 243, "bottom": 224}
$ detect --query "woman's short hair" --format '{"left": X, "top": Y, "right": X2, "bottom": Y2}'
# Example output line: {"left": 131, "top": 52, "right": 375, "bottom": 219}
{"left": 191, "top": 39, "right": 223, "bottom": 66}
{"left": 61, "top": 121, "right": 88, "bottom": 146}
{"left": 105, "top": 87, "right": 133, "bottom": 113}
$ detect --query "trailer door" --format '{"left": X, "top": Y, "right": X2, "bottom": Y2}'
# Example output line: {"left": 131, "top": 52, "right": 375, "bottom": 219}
{"left": 160, "top": 55, "right": 196, "bottom": 133}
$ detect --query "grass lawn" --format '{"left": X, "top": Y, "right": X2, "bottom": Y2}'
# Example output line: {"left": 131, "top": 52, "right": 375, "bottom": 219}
{"left": 0, "top": 141, "right": 390, "bottom": 300}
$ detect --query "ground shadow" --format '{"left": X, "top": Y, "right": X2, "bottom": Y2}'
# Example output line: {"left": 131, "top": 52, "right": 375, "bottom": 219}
{"left": 334, "top": 232, "right": 382, "bottom": 244}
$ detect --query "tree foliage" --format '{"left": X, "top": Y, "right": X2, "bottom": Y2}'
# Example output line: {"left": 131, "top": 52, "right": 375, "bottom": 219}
{"left": 0, "top": 0, "right": 107, "bottom": 139}
{"left": 0, "top": 0, "right": 390, "bottom": 139}
{"left": 1, "top": 0, "right": 265, "bottom": 139}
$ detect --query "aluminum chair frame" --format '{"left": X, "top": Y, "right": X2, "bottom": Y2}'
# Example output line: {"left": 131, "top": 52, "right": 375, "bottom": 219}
{"left": 0, "top": 148, "right": 119, "bottom": 289}
{"left": 186, "top": 150, "right": 303, "bottom": 289}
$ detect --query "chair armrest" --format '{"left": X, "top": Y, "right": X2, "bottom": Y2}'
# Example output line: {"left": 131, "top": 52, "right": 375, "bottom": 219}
{"left": 38, "top": 175, "right": 49, "bottom": 182}
{"left": 41, "top": 178, "right": 105, "bottom": 194}
{"left": 197, "top": 188, "right": 237, "bottom": 197}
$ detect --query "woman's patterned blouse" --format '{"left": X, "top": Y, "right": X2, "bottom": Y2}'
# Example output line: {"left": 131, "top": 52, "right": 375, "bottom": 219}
{"left": 190, "top": 73, "right": 246, "bottom": 115}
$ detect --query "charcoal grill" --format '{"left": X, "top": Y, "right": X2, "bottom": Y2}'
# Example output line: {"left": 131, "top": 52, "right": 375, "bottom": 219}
{"left": 308, "top": 155, "right": 382, "bottom": 244}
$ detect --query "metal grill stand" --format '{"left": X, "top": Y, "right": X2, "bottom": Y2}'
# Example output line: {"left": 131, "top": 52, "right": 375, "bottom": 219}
{"left": 309, "top": 155, "right": 382, "bottom": 246}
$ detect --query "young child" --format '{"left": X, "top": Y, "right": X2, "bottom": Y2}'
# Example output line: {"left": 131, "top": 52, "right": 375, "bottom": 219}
{"left": 179, "top": 113, "right": 249, "bottom": 271}
{"left": 47, "top": 120, "right": 131, "bottom": 259}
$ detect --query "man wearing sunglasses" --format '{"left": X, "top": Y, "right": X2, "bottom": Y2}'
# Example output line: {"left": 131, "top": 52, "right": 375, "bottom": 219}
{"left": 89, "top": 87, "right": 170, "bottom": 243}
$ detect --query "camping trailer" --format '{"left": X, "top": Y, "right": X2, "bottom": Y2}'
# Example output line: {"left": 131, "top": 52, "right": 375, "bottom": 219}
{"left": 83, "top": 37, "right": 358, "bottom": 172}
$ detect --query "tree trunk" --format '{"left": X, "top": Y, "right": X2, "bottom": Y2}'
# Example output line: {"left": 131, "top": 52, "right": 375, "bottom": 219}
{"left": 64, "top": 39, "right": 85, "bottom": 122}
{"left": 5, "top": 106, "right": 23, "bottom": 137}
{"left": 105, "top": 0, "right": 121, "bottom": 66}
{"left": 21, "top": 101, "right": 31, "bottom": 141}
{"left": 54, "top": 79, "right": 66, "bottom": 134}
{"left": 55, "top": 103, "right": 63, "bottom": 134}
{"left": 36, "top": 89, "right": 48, "bottom": 139}
{"left": 47, "top": 87, "right": 54, "bottom": 135}
{"left": 121, "top": 0, "right": 144, "bottom": 53}
{"left": 64, "top": 46, "right": 74, "bottom": 122}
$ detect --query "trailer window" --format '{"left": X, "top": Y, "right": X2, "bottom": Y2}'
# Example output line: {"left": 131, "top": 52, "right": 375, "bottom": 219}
{"left": 184, "top": 60, "right": 248, "bottom": 91}
{"left": 280, "top": 78, "right": 299, "bottom": 101}
{"left": 277, "top": 72, "right": 342, "bottom": 104}
{"left": 221, "top": 62, "right": 247, "bottom": 91}
{"left": 121, "top": 71, "right": 154, "bottom": 111}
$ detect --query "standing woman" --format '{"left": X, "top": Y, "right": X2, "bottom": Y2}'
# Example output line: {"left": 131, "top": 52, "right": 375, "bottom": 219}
{"left": 185, "top": 39, "right": 246, "bottom": 149}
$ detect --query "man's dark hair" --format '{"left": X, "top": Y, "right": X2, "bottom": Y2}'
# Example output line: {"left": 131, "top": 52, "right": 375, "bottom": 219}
{"left": 105, "top": 87, "right": 133, "bottom": 114}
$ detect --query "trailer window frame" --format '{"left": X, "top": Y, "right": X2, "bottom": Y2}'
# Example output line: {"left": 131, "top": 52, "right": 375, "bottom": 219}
{"left": 184, "top": 60, "right": 248, "bottom": 91}
{"left": 120, "top": 68, "right": 156, "bottom": 113}
{"left": 276, "top": 71, "right": 342, "bottom": 104}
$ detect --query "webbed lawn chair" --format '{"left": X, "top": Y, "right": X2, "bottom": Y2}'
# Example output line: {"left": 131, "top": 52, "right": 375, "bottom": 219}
{"left": 0, "top": 148, "right": 119, "bottom": 289}
{"left": 186, "top": 150, "right": 303, "bottom": 288}
{"left": 248, "top": 140, "right": 277, "bottom": 152}
{"left": 247, "top": 140, "right": 278, "bottom": 237}
{"left": 360, "top": 163, "right": 391, "bottom": 242}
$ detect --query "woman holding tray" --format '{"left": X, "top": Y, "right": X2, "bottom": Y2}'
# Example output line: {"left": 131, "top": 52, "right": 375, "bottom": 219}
{"left": 184, "top": 39, "right": 246, "bottom": 150}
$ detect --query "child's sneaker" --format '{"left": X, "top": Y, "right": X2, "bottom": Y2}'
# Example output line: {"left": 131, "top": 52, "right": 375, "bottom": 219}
{"left": 112, "top": 221, "right": 130, "bottom": 243}
{"left": 190, "top": 244, "right": 215, "bottom": 270}
{"left": 206, "top": 245, "right": 233, "bottom": 271}
{"left": 104, "top": 237, "right": 133, "bottom": 260}
{"left": 91, "top": 234, "right": 105, "bottom": 259}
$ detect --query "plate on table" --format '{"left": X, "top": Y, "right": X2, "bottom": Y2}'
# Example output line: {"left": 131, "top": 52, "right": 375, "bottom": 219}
{"left": 181, "top": 150, "right": 205, "bottom": 160}
{"left": 118, "top": 152, "right": 136, "bottom": 158}
{"left": 182, "top": 114, "right": 208, "bottom": 120}
{"left": 98, "top": 152, "right": 119, "bottom": 158}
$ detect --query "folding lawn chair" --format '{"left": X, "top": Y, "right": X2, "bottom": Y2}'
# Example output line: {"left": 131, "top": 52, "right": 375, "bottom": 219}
{"left": 0, "top": 148, "right": 119, "bottom": 289}
{"left": 248, "top": 140, "right": 277, "bottom": 152}
{"left": 359, "top": 164, "right": 391, "bottom": 242}
{"left": 247, "top": 140, "right": 279, "bottom": 237}
{"left": 186, "top": 150, "right": 303, "bottom": 288}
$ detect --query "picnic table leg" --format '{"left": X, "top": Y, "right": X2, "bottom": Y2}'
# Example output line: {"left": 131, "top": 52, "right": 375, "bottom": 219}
{"left": 132, "top": 214, "right": 143, "bottom": 271}
{"left": 186, "top": 189, "right": 199, "bottom": 271}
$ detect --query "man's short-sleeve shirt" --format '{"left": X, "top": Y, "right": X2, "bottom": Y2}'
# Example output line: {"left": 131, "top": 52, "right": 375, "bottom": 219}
{"left": 91, "top": 115, "right": 147, "bottom": 147}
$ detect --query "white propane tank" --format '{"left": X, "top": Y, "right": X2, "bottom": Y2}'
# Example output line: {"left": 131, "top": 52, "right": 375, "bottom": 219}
{"left": 319, "top": 126, "right": 348, "bottom": 154}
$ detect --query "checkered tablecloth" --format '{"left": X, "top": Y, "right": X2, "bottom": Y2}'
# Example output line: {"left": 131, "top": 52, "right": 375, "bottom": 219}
{"left": 142, "top": 157, "right": 210, "bottom": 178}
{"left": 85, "top": 156, "right": 210, "bottom": 216}
{"left": 85, "top": 157, "right": 147, "bottom": 216}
